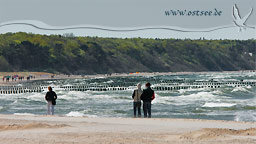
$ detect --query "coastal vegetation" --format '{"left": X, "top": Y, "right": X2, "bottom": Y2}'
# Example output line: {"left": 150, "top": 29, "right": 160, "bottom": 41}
{"left": 0, "top": 32, "right": 255, "bottom": 74}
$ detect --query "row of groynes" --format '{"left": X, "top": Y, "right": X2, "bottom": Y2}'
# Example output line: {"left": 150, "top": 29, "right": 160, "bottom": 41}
{"left": 0, "top": 80, "right": 255, "bottom": 94}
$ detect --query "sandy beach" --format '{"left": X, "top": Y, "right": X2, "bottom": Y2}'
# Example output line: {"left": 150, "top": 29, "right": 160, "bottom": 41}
{"left": 0, "top": 114, "right": 256, "bottom": 144}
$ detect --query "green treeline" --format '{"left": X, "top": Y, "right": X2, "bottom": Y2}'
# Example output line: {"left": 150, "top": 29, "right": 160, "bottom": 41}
{"left": 0, "top": 32, "right": 255, "bottom": 74}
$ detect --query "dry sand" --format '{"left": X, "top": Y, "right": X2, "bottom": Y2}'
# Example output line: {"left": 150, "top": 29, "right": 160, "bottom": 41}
{"left": 0, "top": 114, "right": 256, "bottom": 144}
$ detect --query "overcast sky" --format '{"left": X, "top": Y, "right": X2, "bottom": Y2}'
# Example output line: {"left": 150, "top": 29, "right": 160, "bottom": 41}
{"left": 0, "top": 0, "right": 255, "bottom": 39}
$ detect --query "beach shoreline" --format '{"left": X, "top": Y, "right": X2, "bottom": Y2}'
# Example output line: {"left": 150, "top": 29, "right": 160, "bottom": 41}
{"left": 0, "top": 70, "right": 254, "bottom": 86}
{"left": 0, "top": 114, "right": 256, "bottom": 144}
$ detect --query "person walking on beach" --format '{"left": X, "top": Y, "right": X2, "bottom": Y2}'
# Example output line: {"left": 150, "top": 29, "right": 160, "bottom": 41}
{"left": 141, "top": 82, "right": 155, "bottom": 118}
{"left": 45, "top": 86, "right": 57, "bottom": 115}
{"left": 132, "top": 83, "right": 143, "bottom": 117}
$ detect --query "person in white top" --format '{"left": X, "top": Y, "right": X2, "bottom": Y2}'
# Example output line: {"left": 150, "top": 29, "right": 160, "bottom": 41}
{"left": 132, "top": 83, "right": 142, "bottom": 117}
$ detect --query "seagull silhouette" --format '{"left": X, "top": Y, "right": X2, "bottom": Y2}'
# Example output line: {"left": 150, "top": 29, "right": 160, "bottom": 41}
{"left": 232, "top": 4, "right": 253, "bottom": 31}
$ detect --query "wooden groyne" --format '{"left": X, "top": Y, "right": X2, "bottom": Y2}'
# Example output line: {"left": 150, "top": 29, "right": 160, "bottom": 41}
{"left": 0, "top": 79, "right": 255, "bottom": 94}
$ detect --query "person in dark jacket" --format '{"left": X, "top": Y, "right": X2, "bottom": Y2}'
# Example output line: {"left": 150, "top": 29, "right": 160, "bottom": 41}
{"left": 45, "top": 86, "right": 57, "bottom": 115}
{"left": 141, "top": 82, "right": 155, "bottom": 118}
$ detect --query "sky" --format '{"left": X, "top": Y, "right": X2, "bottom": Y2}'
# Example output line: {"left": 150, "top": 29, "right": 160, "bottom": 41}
{"left": 0, "top": 0, "right": 255, "bottom": 40}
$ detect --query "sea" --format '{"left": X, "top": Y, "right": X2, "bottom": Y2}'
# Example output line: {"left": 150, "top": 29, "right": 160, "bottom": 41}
{"left": 0, "top": 71, "right": 256, "bottom": 122}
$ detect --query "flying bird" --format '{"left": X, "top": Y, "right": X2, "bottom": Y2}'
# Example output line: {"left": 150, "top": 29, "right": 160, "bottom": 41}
{"left": 232, "top": 4, "right": 253, "bottom": 31}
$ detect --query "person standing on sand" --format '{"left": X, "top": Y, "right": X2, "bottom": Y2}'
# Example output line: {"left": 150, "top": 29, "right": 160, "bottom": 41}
{"left": 132, "top": 83, "right": 143, "bottom": 117}
{"left": 141, "top": 82, "right": 155, "bottom": 118}
{"left": 45, "top": 86, "right": 57, "bottom": 115}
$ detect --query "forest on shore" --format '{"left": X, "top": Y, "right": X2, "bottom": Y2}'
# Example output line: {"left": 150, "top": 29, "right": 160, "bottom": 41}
{"left": 0, "top": 32, "right": 255, "bottom": 74}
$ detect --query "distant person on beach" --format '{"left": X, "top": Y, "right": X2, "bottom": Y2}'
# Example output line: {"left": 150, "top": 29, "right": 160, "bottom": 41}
{"left": 45, "top": 86, "right": 57, "bottom": 115}
{"left": 132, "top": 83, "right": 143, "bottom": 117}
{"left": 141, "top": 82, "right": 155, "bottom": 118}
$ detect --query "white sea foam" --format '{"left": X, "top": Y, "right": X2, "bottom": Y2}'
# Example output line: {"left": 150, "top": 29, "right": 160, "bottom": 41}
{"left": 95, "top": 77, "right": 105, "bottom": 79}
{"left": 178, "top": 89, "right": 189, "bottom": 94}
{"left": 84, "top": 114, "right": 98, "bottom": 118}
{"left": 202, "top": 102, "right": 236, "bottom": 108}
{"left": 209, "top": 74, "right": 233, "bottom": 79}
{"left": 245, "top": 79, "right": 256, "bottom": 82}
{"left": 221, "top": 79, "right": 238, "bottom": 82}
{"left": 58, "top": 94, "right": 77, "bottom": 100}
{"left": 11, "top": 100, "right": 18, "bottom": 104}
{"left": 104, "top": 80, "right": 114, "bottom": 83}
{"left": 154, "top": 94, "right": 191, "bottom": 105}
{"left": 66, "top": 111, "right": 85, "bottom": 117}
{"left": 88, "top": 94, "right": 115, "bottom": 99}
{"left": 246, "top": 85, "right": 252, "bottom": 89}
{"left": 26, "top": 93, "right": 45, "bottom": 102}
{"left": 244, "top": 72, "right": 256, "bottom": 78}
{"left": 178, "top": 91, "right": 216, "bottom": 100}
{"left": 231, "top": 87, "right": 248, "bottom": 92}
{"left": 153, "top": 98, "right": 173, "bottom": 105}
{"left": 151, "top": 94, "right": 167, "bottom": 104}
{"left": 211, "top": 90, "right": 223, "bottom": 95}
{"left": 234, "top": 111, "right": 256, "bottom": 122}
{"left": 178, "top": 88, "right": 206, "bottom": 94}
{"left": 58, "top": 91, "right": 89, "bottom": 100}
{"left": 14, "top": 113, "right": 35, "bottom": 116}
{"left": 154, "top": 91, "right": 219, "bottom": 106}
{"left": 67, "top": 91, "right": 88, "bottom": 96}
{"left": 55, "top": 90, "right": 67, "bottom": 95}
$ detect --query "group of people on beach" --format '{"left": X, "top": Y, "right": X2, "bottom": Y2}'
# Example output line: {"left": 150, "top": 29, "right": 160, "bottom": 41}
{"left": 2, "top": 75, "right": 35, "bottom": 82}
{"left": 44, "top": 82, "right": 155, "bottom": 117}
{"left": 132, "top": 82, "right": 155, "bottom": 118}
